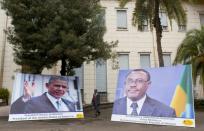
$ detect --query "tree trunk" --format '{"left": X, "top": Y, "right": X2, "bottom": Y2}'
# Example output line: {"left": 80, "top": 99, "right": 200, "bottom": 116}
{"left": 60, "top": 58, "right": 66, "bottom": 76}
{"left": 154, "top": 0, "right": 164, "bottom": 67}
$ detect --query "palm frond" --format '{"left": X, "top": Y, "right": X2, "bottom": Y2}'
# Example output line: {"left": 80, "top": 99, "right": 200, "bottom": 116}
{"left": 162, "top": 0, "right": 186, "bottom": 27}
{"left": 174, "top": 26, "right": 204, "bottom": 88}
{"left": 120, "top": 0, "right": 187, "bottom": 31}
{"left": 118, "top": 0, "right": 132, "bottom": 7}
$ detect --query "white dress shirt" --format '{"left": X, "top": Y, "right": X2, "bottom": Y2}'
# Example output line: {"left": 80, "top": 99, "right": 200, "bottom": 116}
{"left": 127, "top": 95, "right": 147, "bottom": 115}
{"left": 46, "top": 93, "right": 69, "bottom": 112}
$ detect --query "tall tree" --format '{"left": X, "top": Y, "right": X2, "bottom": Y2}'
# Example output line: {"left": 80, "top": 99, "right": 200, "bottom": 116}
{"left": 1, "top": 0, "right": 116, "bottom": 75}
{"left": 174, "top": 26, "right": 204, "bottom": 88}
{"left": 118, "top": 0, "right": 186, "bottom": 67}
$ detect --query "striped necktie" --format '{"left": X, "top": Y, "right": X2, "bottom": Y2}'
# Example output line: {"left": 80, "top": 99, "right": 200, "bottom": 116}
{"left": 131, "top": 103, "right": 138, "bottom": 116}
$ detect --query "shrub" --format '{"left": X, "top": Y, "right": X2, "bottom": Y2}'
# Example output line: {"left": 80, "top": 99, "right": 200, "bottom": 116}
{"left": 0, "top": 88, "right": 10, "bottom": 105}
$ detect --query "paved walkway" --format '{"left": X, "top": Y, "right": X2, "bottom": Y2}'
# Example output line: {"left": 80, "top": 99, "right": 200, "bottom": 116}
{"left": 0, "top": 106, "right": 204, "bottom": 131}
{"left": 0, "top": 106, "right": 9, "bottom": 116}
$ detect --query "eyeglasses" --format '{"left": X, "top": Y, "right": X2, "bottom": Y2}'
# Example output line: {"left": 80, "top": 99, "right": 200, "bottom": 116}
{"left": 126, "top": 78, "right": 148, "bottom": 85}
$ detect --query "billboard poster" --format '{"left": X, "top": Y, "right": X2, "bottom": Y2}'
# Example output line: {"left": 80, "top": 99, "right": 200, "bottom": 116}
{"left": 111, "top": 65, "right": 195, "bottom": 127}
{"left": 9, "top": 73, "right": 83, "bottom": 121}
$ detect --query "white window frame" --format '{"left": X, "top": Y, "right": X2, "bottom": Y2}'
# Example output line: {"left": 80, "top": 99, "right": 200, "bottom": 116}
{"left": 116, "top": 9, "right": 128, "bottom": 30}
{"left": 118, "top": 53, "right": 129, "bottom": 70}
{"left": 95, "top": 59, "right": 107, "bottom": 92}
{"left": 139, "top": 53, "right": 151, "bottom": 68}
{"left": 159, "top": 10, "right": 168, "bottom": 31}
{"left": 199, "top": 13, "right": 204, "bottom": 27}
{"left": 163, "top": 53, "right": 171, "bottom": 67}
{"left": 73, "top": 65, "right": 84, "bottom": 90}
{"left": 100, "top": 8, "right": 106, "bottom": 27}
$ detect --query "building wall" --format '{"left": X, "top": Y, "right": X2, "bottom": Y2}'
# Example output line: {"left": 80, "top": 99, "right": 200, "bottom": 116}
{"left": 0, "top": 0, "right": 204, "bottom": 104}
{"left": 0, "top": 7, "right": 6, "bottom": 87}
{"left": 0, "top": 7, "right": 18, "bottom": 94}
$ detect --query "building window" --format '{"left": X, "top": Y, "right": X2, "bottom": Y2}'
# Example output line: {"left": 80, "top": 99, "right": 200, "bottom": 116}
{"left": 74, "top": 66, "right": 83, "bottom": 89}
{"left": 138, "top": 19, "right": 148, "bottom": 32}
{"left": 98, "top": 8, "right": 106, "bottom": 26}
{"left": 96, "top": 59, "right": 107, "bottom": 92}
{"left": 73, "top": 66, "right": 84, "bottom": 102}
{"left": 163, "top": 53, "right": 171, "bottom": 67}
{"left": 199, "top": 14, "right": 204, "bottom": 26}
{"left": 117, "top": 10, "right": 127, "bottom": 29}
{"left": 118, "top": 54, "right": 129, "bottom": 69}
{"left": 178, "top": 25, "right": 186, "bottom": 32}
{"left": 140, "top": 53, "right": 151, "bottom": 68}
{"left": 159, "top": 10, "right": 168, "bottom": 31}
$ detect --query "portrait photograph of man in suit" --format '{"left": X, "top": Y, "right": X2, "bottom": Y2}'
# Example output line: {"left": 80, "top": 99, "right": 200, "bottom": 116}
{"left": 112, "top": 69, "right": 176, "bottom": 117}
{"left": 112, "top": 65, "right": 195, "bottom": 127}
{"left": 9, "top": 74, "right": 83, "bottom": 121}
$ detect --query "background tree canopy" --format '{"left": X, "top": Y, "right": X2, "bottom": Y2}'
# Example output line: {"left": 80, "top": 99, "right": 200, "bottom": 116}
{"left": 174, "top": 26, "right": 204, "bottom": 88}
{"left": 1, "top": 0, "right": 117, "bottom": 75}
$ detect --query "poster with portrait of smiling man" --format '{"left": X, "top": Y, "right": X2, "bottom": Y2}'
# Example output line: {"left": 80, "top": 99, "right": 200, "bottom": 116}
{"left": 111, "top": 65, "right": 195, "bottom": 127}
{"left": 9, "top": 73, "right": 84, "bottom": 121}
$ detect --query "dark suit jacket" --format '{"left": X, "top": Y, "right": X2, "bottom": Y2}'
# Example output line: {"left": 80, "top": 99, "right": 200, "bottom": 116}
{"left": 112, "top": 96, "right": 176, "bottom": 117}
{"left": 10, "top": 93, "right": 76, "bottom": 114}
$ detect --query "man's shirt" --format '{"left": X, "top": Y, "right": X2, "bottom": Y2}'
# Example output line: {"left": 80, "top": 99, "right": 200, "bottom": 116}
{"left": 127, "top": 95, "right": 146, "bottom": 115}
{"left": 46, "top": 93, "right": 70, "bottom": 111}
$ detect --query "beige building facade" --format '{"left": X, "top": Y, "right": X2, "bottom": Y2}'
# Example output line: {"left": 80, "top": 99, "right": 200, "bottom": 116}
{"left": 0, "top": 0, "right": 204, "bottom": 104}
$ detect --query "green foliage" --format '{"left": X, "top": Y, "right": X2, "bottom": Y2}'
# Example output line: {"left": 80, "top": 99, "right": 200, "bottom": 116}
{"left": 0, "top": 88, "right": 10, "bottom": 105}
{"left": 184, "top": 0, "right": 204, "bottom": 4}
{"left": 119, "top": 0, "right": 186, "bottom": 27}
{"left": 174, "top": 26, "right": 204, "bottom": 88}
{"left": 1, "top": 0, "right": 117, "bottom": 74}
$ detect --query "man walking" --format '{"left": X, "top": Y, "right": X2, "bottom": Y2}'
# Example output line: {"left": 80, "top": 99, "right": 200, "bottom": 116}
{"left": 92, "top": 89, "right": 100, "bottom": 117}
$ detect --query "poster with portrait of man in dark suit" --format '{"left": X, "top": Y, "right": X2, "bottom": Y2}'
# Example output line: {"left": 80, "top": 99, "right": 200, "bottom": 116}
{"left": 9, "top": 73, "right": 84, "bottom": 121}
{"left": 111, "top": 65, "right": 195, "bottom": 127}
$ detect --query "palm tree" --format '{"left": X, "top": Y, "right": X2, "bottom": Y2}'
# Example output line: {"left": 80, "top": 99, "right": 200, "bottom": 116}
{"left": 174, "top": 26, "right": 204, "bottom": 88}
{"left": 118, "top": 0, "right": 186, "bottom": 67}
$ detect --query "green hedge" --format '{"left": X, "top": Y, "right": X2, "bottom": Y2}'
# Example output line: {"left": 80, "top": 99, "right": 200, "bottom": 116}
{"left": 0, "top": 88, "right": 10, "bottom": 105}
